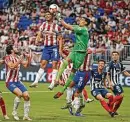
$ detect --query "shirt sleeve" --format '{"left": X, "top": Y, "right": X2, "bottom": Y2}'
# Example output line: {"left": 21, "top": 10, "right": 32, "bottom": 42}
{"left": 4, "top": 56, "right": 10, "bottom": 65}
{"left": 120, "top": 63, "right": 126, "bottom": 72}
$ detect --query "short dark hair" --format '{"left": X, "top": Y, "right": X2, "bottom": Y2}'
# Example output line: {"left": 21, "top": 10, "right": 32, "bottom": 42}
{"left": 98, "top": 59, "right": 106, "bottom": 64}
{"left": 112, "top": 51, "right": 119, "bottom": 55}
{"left": 45, "top": 11, "right": 53, "bottom": 16}
{"left": 82, "top": 17, "right": 90, "bottom": 26}
{"left": 6, "top": 45, "right": 13, "bottom": 55}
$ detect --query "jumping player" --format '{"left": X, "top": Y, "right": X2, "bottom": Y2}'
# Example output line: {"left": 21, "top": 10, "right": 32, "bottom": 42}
{"left": 54, "top": 15, "right": 90, "bottom": 98}
{"left": 30, "top": 11, "right": 62, "bottom": 89}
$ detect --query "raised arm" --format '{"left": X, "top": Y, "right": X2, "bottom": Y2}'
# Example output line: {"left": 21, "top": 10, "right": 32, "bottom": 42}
{"left": 21, "top": 51, "right": 32, "bottom": 68}
{"left": 60, "top": 20, "right": 73, "bottom": 30}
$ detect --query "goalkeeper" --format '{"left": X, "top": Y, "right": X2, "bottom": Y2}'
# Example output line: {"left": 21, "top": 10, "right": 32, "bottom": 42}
{"left": 54, "top": 13, "right": 90, "bottom": 98}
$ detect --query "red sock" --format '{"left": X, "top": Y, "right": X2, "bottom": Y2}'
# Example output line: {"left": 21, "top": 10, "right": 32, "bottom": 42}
{"left": 108, "top": 95, "right": 114, "bottom": 110}
{"left": 0, "top": 97, "right": 6, "bottom": 116}
{"left": 113, "top": 95, "right": 123, "bottom": 102}
{"left": 100, "top": 100, "right": 111, "bottom": 113}
{"left": 113, "top": 96, "right": 123, "bottom": 112}
{"left": 82, "top": 89, "right": 88, "bottom": 100}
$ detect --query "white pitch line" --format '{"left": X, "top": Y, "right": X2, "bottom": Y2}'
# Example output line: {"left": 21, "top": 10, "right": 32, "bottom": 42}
{"left": 2, "top": 91, "right": 54, "bottom": 94}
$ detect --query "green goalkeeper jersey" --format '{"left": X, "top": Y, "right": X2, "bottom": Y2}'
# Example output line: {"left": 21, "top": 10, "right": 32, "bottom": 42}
{"left": 72, "top": 25, "right": 89, "bottom": 52}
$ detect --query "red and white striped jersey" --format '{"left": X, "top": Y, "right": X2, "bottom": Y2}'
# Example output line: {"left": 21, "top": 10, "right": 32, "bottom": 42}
{"left": 58, "top": 60, "right": 73, "bottom": 85}
{"left": 79, "top": 54, "right": 92, "bottom": 71}
{"left": 4, "top": 54, "right": 20, "bottom": 84}
{"left": 79, "top": 48, "right": 96, "bottom": 71}
{"left": 39, "top": 21, "right": 62, "bottom": 46}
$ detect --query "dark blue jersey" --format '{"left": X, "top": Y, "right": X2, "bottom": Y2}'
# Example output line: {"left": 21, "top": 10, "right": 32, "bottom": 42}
{"left": 106, "top": 61, "right": 125, "bottom": 85}
{"left": 90, "top": 68, "right": 107, "bottom": 91}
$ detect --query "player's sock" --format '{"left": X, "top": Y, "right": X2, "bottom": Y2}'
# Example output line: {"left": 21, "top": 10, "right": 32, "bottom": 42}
{"left": 108, "top": 95, "right": 114, "bottom": 110}
{"left": 66, "top": 87, "right": 73, "bottom": 103}
{"left": 33, "top": 68, "right": 44, "bottom": 84}
{"left": 49, "top": 69, "right": 58, "bottom": 89}
{"left": 73, "top": 97, "right": 80, "bottom": 113}
{"left": 56, "top": 60, "right": 68, "bottom": 81}
{"left": 60, "top": 72, "right": 74, "bottom": 93}
{"left": 24, "top": 101, "right": 30, "bottom": 117}
{"left": 113, "top": 95, "right": 123, "bottom": 102}
{"left": 0, "top": 97, "right": 6, "bottom": 116}
{"left": 82, "top": 89, "right": 88, "bottom": 100}
{"left": 13, "top": 97, "right": 21, "bottom": 113}
{"left": 79, "top": 93, "right": 84, "bottom": 106}
{"left": 113, "top": 96, "right": 123, "bottom": 112}
{"left": 100, "top": 100, "right": 111, "bottom": 112}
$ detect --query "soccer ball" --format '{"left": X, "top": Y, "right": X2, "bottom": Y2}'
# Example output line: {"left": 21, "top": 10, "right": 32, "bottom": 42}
{"left": 49, "top": 4, "right": 59, "bottom": 13}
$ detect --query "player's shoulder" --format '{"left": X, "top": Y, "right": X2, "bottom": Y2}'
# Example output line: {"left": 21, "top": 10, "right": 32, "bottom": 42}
{"left": 4, "top": 55, "right": 10, "bottom": 60}
{"left": 108, "top": 61, "right": 114, "bottom": 66}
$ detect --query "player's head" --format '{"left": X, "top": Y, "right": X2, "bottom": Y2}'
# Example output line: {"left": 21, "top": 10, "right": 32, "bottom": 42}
{"left": 6, "top": 45, "right": 19, "bottom": 55}
{"left": 6, "top": 44, "right": 14, "bottom": 55}
{"left": 44, "top": 11, "right": 53, "bottom": 21}
{"left": 76, "top": 17, "right": 90, "bottom": 27}
{"left": 98, "top": 59, "right": 106, "bottom": 70}
{"left": 112, "top": 51, "right": 119, "bottom": 62}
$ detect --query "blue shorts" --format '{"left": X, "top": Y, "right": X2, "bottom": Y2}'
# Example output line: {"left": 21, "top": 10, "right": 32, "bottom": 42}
{"left": 41, "top": 45, "right": 60, "bottom": 61}
{"left": 6, "top": 81, "right": 27, "bottom": 93}
{"left": 73, "top": 70, "right": 90, "bottom": 92}
{"left": 112, "top": 84, "right": 123, "bottom": 95}
{"left": 91, "top": 88, "right": 109, "bottom": 98}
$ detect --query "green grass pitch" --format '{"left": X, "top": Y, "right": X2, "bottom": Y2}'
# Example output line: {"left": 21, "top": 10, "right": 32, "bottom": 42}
{"left": 0, "top": 81, "right": 129, "bottom": 122}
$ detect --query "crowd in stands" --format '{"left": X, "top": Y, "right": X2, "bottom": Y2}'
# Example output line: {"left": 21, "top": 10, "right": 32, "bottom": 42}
{"left": 0, "top": 0, "right": 130, "bottom": 62}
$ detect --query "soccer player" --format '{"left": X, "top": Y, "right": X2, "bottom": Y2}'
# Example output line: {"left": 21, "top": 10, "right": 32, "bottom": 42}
{"left": 62, "top": 48, "right": 104, "bottom": 116}
{"left": 54, "top": 15, "right": 90, "bottom": 98}
{"left": 90, "top": 60, "right": 115, "bottom": 117}
{"left": 106, "top": 51, "right": 130, "bottom": 114}
{"left": 4, "top": 45, "right": 32, "bottom": 121}
{"left": 30, "top": 11, "right": 62, "bottom": 90}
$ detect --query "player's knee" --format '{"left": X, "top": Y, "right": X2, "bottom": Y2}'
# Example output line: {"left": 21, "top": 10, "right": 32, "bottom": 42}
{"left": 40, "top": 61, "right": 47, "bottom": 68}
{"left": 119, "top": 94, "right": 124, "bottom": 99}
{"left": 52, "top": 61, "right": 58, "bottom": 69}
{"left": 106, "top": 93, "right": 113, "bottom": 99}
{"left": 120, "top": 93, "right": 124, "bottom": 97}
{"left": 74, "top": 92, "right": 79, "bottom": 97}
{"left": 23, "top": 95, "right": 30, "bottom": 101}
{"left": 17, "top": 94, "right": 22, "bottom": 98}
{"left": 96, "top": 95, "right": 104, "bottom": 101}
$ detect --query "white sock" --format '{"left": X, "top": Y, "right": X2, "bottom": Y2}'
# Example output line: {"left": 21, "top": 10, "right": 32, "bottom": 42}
{"left": 13, "top": 97, "right": 21, "bottom": 113}
{"left": 66, "top": 87, "right": 73, "bottom": 103}
{"left": 33, "top": 68, "right": 44, "bottom": 84}
{"left": 79, "top": 93, "right": 84, "bottom": 106}
{"left": 73, "top": 97, "right": 80, "bottom": 112}
{"left": 49, "top": 69, "right": 58, "bottom": 88}
{"left": 24, "top": 101, "right": 30, "bottom": 117}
